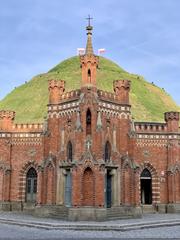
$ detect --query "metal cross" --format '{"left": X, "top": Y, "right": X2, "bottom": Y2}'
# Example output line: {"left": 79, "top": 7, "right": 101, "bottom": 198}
{"left": 86, "top": 15, "right": 93, "bottom": 26}
{"left": 86, "top": 139, "right": 92, "bottom": 150}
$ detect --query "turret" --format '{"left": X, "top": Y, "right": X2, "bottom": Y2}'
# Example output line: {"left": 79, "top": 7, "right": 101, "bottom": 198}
{"left": 113, "top": 80, "right": 131, "bottom": 104}
{"left": 80, "top": 18, "right": 99, "bottom": 89}
{"left": 48, "top": 80, "right": 65, "bottom": 104}
{"left": 164, "top": 111, "right": 179, "bottom": 132}
{"left": 0, "top": 110, "right": 15, "bottom": 131}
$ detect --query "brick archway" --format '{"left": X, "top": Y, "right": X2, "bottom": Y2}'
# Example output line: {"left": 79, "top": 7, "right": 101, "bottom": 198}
{"left": 82, "top": 167, "right": 94, "bottom": 206}
{"left": 18, "top": 161, "right": 39, "bottom": 202}
{"left": 139, "top": 163, "right": 159, "bottom": 205}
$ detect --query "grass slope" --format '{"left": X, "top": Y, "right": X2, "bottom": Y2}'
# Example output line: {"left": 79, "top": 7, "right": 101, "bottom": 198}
{"left": 0, "top": 56, "right": 178, "bottom": 123}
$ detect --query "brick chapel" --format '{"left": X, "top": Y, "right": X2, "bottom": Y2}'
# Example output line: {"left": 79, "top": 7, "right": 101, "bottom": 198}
{"left": 0, "top": 22, "right": 180, "bottom": 220}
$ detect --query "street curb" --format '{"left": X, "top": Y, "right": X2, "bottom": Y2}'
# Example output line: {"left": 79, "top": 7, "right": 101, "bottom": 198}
{"left": 0, "top": 218, "right": 180, "bottom": 231}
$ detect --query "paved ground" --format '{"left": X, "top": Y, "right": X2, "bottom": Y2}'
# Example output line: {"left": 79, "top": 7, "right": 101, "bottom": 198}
{"left": 0, "top": 212, "right": 180, "bottom": 239}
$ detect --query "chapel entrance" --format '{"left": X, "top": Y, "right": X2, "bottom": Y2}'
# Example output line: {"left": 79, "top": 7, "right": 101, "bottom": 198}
{"left": 106, "top": 170, "right": 112, "bottom": 208}
{"left": 140, "top": 168, "right": 152, "bottom": 204}
{"left": 65, "top": 170, "right": 72, "bottom": 207}
{"left": 82, "top": 168, "right": 94, "bottom": 206}
{"left": 26, "top": 168, "right": 37, "bottom": 202}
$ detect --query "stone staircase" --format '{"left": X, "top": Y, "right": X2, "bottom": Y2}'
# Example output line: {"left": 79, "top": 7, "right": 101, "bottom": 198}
{"left": 141, "top": 204, "right": 157, "bottom": 214}
{"left": 107, "top": 206, "right": 141, "bottom": 220}
{"left": 23, "top": 203, "right": 36, "bottom": 213}
{"left": 34, "top": 205, "right": 68, "bottom": 219}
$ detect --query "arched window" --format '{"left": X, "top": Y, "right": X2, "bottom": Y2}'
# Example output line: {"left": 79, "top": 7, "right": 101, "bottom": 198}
{"left": 88, "top": 69, "right": 91, "bottom": 83}
{"left": 105, "top": 141, "right": 111, "bottom": 162}
{"left": 26, "top": 167, "right": 37, "bottom": 202}
{"left": 86, "top": 109, "right": 92, "bottom": 135}
{"left": 141, "top": 168, "right": 151, "bottom": 178}
{"left": 67, "top": 141, "right": 73, "bottom": 162}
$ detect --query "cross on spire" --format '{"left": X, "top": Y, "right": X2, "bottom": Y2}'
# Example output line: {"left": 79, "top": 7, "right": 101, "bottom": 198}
{"left": 86, "top": 15, "right": 93, "bottom": 27}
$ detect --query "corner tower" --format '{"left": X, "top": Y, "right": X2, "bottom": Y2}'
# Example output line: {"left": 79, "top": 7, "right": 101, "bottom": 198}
{"left": 80, "top": 18, "right": 99, "bottom": 89}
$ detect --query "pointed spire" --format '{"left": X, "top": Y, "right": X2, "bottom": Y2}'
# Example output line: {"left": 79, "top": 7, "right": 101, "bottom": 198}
{"left": 80, "top": 16, "right": 99, "bottom": 88}
{"left": 85, "top": 15, "right": 94, "bottom": 55}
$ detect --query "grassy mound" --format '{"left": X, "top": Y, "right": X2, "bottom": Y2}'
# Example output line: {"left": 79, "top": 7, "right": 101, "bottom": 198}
{"left": 0, "top": 56, "right": 178, "bottom": 123}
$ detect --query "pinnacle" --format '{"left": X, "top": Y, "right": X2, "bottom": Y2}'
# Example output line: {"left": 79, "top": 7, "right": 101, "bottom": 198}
{"left": 85, "top": 26, "right": 94, "bottom": 55}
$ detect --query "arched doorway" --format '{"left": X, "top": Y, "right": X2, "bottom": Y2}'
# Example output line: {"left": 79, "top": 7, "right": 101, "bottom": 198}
{"left": 82, "top": 168, "right": 94, "bottom": 206}
{"left": 26, "top": 168, "right": 37, "bottom": 202}
{"left": 140, "top": 168, "right": 152, "bottom": 204}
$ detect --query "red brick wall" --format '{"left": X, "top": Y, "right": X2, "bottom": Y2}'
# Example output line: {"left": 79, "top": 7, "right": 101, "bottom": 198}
{"left": 82, "top": 168, "right": 94, "bottom": 206}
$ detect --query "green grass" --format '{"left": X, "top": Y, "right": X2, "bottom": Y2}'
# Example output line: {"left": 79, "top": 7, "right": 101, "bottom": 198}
{"left": 0, "top": 56, "right": 179, "bottom": 123}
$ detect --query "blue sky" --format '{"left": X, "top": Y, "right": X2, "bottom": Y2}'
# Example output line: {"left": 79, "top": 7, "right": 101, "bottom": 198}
{"left": 0, "top": 0, "right": 180, "bottom": 104}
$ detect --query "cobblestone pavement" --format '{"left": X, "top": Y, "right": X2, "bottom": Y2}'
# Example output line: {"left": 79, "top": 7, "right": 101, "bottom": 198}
{"left": 0, "top": 212, "right": 180, "bottom": 239}
{"left": 0, "top": 223, "right": 180, "bottom": 239}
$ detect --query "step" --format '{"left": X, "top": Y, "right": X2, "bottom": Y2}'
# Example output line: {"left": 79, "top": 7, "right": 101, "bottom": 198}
{"left": 142, "top": 204, "right": 156, "bottom": 214}
{"left": 106, "top": 207, "right": 135, "bottom": 220}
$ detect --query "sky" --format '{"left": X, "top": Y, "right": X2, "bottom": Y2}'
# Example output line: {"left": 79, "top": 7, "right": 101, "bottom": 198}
{"left": 0, "top": 0, "right": 180, "bottom": 104}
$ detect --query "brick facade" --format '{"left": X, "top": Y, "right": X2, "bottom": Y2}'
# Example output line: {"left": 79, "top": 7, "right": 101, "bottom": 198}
{"left": 0, "top": 24, "right": 180, "bottom": 219}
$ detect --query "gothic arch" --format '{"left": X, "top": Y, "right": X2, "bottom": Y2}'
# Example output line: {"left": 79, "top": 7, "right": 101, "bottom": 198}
{"left": 26, "top": 167, "right": 37, "bottom": 202}
{"left": 138, "top": 162, "right": 159, "bottom": 205}
{"left": 18, "top": 161, "right": 39, "bottom": 202}
{"left": 140, "top": 168, "right": 152, "bottom": 204}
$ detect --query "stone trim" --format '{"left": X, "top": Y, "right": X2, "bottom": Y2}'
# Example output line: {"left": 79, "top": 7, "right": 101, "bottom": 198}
{"left": 0, "top": 133, "right": 11, "bottom": 138}
{"left": 98, "top": 101, "right": 131, "bottom": 112}
{"left": 99, "top": 108, "right": 130, "bottom": 119}
{"left": 48, "top": 107, "right": 79, "bottom": 118}
{"left": 137, "top": 133, "right": 180, "bottom": 140}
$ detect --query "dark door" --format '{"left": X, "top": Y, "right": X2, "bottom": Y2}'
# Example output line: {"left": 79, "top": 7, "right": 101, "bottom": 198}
{"left": 65, "top": 170, "right": 72, "bottom": 207}
{"left": 26, "top": 168, "right": 37, "bottom": 202}
{"left": 106, "top": 170, "right": 112, "bottom": 208}
{"left": 140, "top": 169, "right": 152, "bottom": 204}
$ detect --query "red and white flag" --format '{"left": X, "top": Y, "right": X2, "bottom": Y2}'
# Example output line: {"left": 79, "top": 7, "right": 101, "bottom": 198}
{"left": 77, "top": 48, "right": 85, "bottom": 55}
{"left": 98, "top": 48, "right": 106, "bottom": 55}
